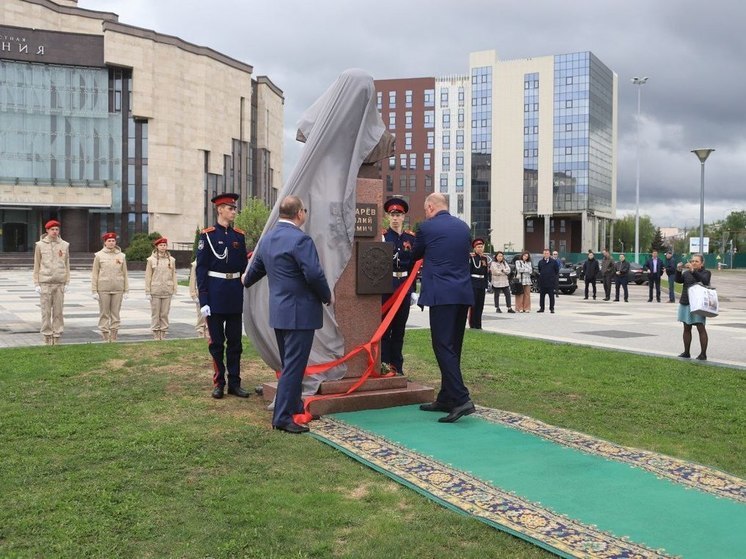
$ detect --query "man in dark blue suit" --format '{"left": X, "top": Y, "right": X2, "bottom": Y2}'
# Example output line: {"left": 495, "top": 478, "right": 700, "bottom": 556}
{"left": 196, "top": 193, "right": 249, "bottom": 400}
{"left": 412, "top": 193, "right": 476, "bottom": 423}
{"left": 243, "top": 196, "right": 332, "bottom": 434}
{"left": 644, "top": 249, "right": 664, "bottom": 302}
{"left": 537, "top": 249, "right": 559, "bottom": 313}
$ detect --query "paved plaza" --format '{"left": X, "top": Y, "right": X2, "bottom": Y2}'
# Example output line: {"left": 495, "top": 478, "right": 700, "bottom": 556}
{"left": 1, "top": 268, "right": 744, "bottom": 369}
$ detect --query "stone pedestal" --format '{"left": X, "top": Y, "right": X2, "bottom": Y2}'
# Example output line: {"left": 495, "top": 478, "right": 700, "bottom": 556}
{"left": 262, "top": 176, "right": 433, "bottom": 415}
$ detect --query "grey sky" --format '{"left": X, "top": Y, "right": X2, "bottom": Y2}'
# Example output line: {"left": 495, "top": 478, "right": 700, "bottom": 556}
{"left": 88, "top": 0, "right": 746, "bottom": 228}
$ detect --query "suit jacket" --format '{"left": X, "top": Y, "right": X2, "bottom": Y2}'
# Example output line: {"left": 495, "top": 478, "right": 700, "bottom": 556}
{"left": 581, "top": 257, "right": 600, "bottom": 280}
{"left": 411, "top": 210, "right": 474, "bottom": 307}
{"left": 537, "top": 257, "right": 559, "bottom": 289}
{"left": 244, "top": 222, "right": 331, "bottom": 330}
{"left": 644, "top": 257, "right": 664, "bottom": 279}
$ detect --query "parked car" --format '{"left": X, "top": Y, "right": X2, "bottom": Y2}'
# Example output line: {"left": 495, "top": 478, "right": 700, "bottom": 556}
{"left": 628, "top": 262, "right": 649, "bottom": 285}
{"left": 528, "top": 254, "right": 578, "bottom": 294}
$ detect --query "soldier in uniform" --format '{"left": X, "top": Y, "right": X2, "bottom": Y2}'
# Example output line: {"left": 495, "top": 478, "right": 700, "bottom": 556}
{"left": 33, "top": 219, "right": 70, "bottom": 345}
{"left": 196, "top": 193, "right": 250, "bottom": 399}
{"left": 468, "top": 238, "right": 490, "bottom": 329}
{"left": 381, "top": 198, "right": 416, "bottom": 376}
{"left": 92, "top": 232, "right": 129, "bottom": 342}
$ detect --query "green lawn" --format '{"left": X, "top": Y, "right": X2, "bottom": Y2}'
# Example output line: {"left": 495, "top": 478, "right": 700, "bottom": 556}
{"left": 1, "top": 331, "right": 743, "bottom": 558}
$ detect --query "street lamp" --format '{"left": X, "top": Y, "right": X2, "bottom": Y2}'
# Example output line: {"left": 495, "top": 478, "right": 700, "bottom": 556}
{"left": 631, "top": 76, "right": 648, "bottom": 263}
{"left": 691, "top": 148, "right": 714, "bottom": 255}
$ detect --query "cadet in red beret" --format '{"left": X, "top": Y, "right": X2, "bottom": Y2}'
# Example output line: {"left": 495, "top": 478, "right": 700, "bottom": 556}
{"left": 33, "top": 219, "right": 70, "bottom": 345}
{"left": 145, "top": 237, "right": 176, "bottom": 340}
{"left": 92, "top": 231, "right": 129, "bottom": 342}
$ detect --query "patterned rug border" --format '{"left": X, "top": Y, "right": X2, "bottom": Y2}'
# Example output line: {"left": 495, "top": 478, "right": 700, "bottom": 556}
{"left": 312, "top": 416, "right": 676, "bottom": 559}
{"left": 474, "top": 407, "right": 746, "bottom": 503}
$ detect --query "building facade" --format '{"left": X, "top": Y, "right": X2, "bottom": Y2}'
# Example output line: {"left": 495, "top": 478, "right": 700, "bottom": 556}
{"left": 0, "top": 0, "right": 283, "bottom": 253}
{"left": 374, "top": 77, "right": 435, "bottom": 226}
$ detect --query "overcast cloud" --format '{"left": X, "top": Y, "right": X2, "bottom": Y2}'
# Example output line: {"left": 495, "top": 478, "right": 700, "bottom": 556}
{"left": 87, "top": 0, "right": 746, "bottom": 228}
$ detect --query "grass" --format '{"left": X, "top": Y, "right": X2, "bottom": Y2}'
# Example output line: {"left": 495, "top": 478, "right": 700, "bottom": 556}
{"left": 1, "top": 331, "right": 743, "bottom": 558}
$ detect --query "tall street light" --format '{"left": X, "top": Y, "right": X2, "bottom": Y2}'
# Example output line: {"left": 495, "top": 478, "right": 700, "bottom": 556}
{"left": 691, "top": 148, "right": 714, "bottom": 255}
{"left": 631, "top": 76, "right": 648, "bottom": 263}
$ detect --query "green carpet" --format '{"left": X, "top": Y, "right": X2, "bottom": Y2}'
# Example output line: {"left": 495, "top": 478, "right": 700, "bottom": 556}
{"left": 311, "top": 405, "right": 746, "bottom": 559}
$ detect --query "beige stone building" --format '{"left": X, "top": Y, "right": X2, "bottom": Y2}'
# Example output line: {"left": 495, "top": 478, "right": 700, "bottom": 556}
{"left": 0, "top": 0, "right": 283, "bottom": 253}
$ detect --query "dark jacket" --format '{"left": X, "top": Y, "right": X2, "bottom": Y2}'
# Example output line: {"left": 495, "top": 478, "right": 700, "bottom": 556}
{"left": 582, "top": 257, "right": 600, "bottom": 280}
{"left": 644, "top": 256, "right": 665, "bottom": 279}
{"left": 664, "top": 256, "right": 676, "bottom": 276}
{"left": 537, "top": 257, "right": 559, "bottom": 289}
{"left": 675, "top": 267, "right": 711, "bottom": 306}
{"left": 614, "top": 260, "right": 630, "bottom": 281}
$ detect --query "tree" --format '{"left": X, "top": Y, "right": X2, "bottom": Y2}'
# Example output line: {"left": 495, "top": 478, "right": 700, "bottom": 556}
{"left": 233, "top": 197, "right": 271, "bottom": 252}
{"left": 125, "top": 231, "right": 162, "bottom": 262}
{"left": 612, "top": 215, "right": 656, "bottom": 256}
{"left": 650, "top": 228, "right": 666, "bottom": 252}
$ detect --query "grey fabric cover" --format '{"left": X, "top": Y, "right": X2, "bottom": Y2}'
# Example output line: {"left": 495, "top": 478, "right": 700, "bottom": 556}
{"left": 243, "top": 69, "right": 385, "bottom": 396}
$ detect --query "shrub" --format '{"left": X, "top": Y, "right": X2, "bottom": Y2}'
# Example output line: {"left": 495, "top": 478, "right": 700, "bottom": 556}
{"left": 125, "top": 231, "right": 162, "bottom": 262}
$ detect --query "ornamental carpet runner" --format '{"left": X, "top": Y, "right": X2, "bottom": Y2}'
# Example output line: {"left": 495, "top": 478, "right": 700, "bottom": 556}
{"left": 310, "top": 405, "right": 746, "bottom": 558}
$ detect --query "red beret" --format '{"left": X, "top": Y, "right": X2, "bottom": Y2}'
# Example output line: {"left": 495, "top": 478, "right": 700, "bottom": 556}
{"left": 211, "top": 193, "right": 239, "bottom": 206}
{"left": 102, "top": 232, "right": 117, "bottom": 241}
{"left": 153, "top": 237, "right": 168, "bottom": 246}
{"left": 45, "top": 220, "right": 60, "bottom": 229}
{"left": 472, "top": 238, "right": 485, "bottom": 248}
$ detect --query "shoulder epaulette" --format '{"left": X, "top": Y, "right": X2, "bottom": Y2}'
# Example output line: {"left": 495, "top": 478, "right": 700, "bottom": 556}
{"left": 233, "top": 227, "right": 245, "bottom": 235}
{"left": 201, "top": 226, "right": 215, "bottom": 234}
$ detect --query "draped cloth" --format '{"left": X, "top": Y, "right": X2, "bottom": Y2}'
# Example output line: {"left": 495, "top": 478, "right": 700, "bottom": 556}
{"left": 243, "top": 69, "right": 386, "bottom": 396}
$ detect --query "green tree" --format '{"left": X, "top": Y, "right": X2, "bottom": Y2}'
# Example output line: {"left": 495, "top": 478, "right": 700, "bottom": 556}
{"left": 233, "top": 197, "right": 271, "bottom": 252}
{"left": 612, "top": 215, "right": 656, "bottom": 256}
{"left": 650, "top": 228, "right": 666, "bottom": 252}
{"left": 125, "top": 231, "right": 162, "bottom": 262}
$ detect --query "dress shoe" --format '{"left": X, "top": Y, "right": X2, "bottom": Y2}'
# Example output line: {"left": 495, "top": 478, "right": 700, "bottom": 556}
{"left": 227, "top": 386, "right": 250, "bottom": 398}
{"left": 678, "top": 352, "right": 691, "bottom": 359}
{"left": 603, "top": 298, "right": 610, "bottom": 301}
{"left": 273, "top": 422, "right": 310, "bottom": 434}
{"left": 420, "top": 401, "right": 452, "bottom": 412}
{"left": 438, "top": 400, "right": 476, "bottom": 423}
{"left": 495, "top": 308, "right": 502, "bottom": 313}
{"left": 647, "top": 299, "right": 653, "bottom": 302}
{"left": 584, "top": 296, "right": 588, "bottom": 300}
{"left": 613, "top": 299, "right": 619, "bottom": 302}
{"left": 593, "top": 296, "right": 596, "bottom": 300}
{"left": 550, "top": 309, "right": 555, "bottom": 313}
{"left": 696, "top": 354, "right": 707, "bottom": 361}
{"left": 507, "top": 308, "right": 516, "bottom": 314}
{"left": 667, "top": 300, "right": 675, "bottom": 303}
{"left": 211, "top": 387, "right": 224, "bottom": 399}
{"left": 537, "top": 309, "right": 544, "bottom": 313}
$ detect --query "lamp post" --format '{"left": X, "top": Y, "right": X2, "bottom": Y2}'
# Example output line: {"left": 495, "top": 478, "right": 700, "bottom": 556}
{"left": 691, "top": 148, "right": 714, "bottom": 255}
{"left": 631, "top": 76, "right": 648, "bottom": 263}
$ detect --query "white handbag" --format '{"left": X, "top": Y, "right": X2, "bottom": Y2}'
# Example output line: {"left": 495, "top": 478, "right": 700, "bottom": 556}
{"left": 688, "top": 283, "right": 719, "bottom": 317}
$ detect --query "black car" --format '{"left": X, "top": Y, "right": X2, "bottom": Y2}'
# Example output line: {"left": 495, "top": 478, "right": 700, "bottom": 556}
{"left": 528, "top": 254, "right": 578, "bottom": 294}
{"left": 627, "top": 262, "right": 649, "bottom": 285}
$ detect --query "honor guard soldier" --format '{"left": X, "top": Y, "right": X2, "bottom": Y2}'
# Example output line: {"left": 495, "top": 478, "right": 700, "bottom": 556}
{"left": 381, "top": 197, "right": 417, "bottom": 376}
{"left": 468, "top": 238, "right": 490, "bottom": 329}
{"left": 196, "top": 193, "right": 250, "bottom": 399}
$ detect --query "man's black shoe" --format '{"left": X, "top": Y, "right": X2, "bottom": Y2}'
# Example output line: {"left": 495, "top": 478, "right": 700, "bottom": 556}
{"left": 227, "top": 386, "right": 250, "bottom": 398}
{"left": 438, "top": 401, "right": 476, "bottom": 423}
{"left": 537, "top": 309, "right": 545, "bottom": 313}
{"left": 678, "top": 352, "right": 691, "bottom": 359}
{"left": 696, "top": 354, "right": 707, "bottom": 361}
{"left": 603, "top": 298, "right": 610, "bottom": 301}
{"left": 648, "top": 299, "right": 653, "bottom": 302}
{"left": 273, "top": 422, "right": 310, "bottom": 434}
{"left": 211, "top": 387, "right": 224, "bottom": 399}
{"left": 420, "top": 401, "right": 452, "bottom": 412}
{"left": 550, "top": 310, "right": 555, "bottom": 313}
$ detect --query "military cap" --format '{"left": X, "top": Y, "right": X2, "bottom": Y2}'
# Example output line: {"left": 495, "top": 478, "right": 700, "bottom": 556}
{"left": 384, "top": 198, "right": 408, "bottom": 214}
{"left": 211, "top": 193, "right": 239, "bottom": 206}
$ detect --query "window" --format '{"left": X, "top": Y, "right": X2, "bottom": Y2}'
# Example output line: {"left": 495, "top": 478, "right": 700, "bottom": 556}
{"left": 565, "top": 123, "right": 572, "bottom": 131}
{"left": 425, "top": 174, "right": 433, "bottom": 192}
{"left": 458, "top": 109, "right": 464, "bottom": 127}
{"left": 533, "top": 125, "right": 538, "bottom": 134}
{"left": 456, "top": 153, "right": 464, "bottom": 171}
{"left": 427, "top": 130, "right": 435, "bottom": 149}
{"left": 409, "top": 174, "right": 416, "bottom": 192}
{"left": 442, "top": 110, "right": 450, "bottom": 127}
{"left": 524, "top": 80, "right": 531, "bottom": 90}
{"left": 533, "top": 79, "right": 539, "bottom": 88}
{"left": 424, "top": 89, "right": 435, "bottom": 106}
{"left": 440, "top": 88, "right": 449, "bottom": 106}
{"left": 400, "top": 153, "right": 407, "bottom": 169}
{"left": 376, "top": 92, "right": 382, "bottom": 110}
{"left": 457, "top": 194, "right": 464, "bottom": 213}
{"left": 456, "top": 173, "right": 464, "bottom": 192}
{"left": 533, "top": 103, "right": 539, "bottom": 111}
{"left": 524, "top": 104, "right": 530, "bottom": 112}
{"left": 388, "top": 113, "right": 396, "bottom": 129}
{"left": 386, "top": 175, "right": 393, "bottom": 192}
{"left": 442, "top": 153, "right": 450, "bottom": 171}
{"left": 404, "top": 132, "right": 412, "bottom": 151}
{"left": 439, "top": 173, "right": 448, "bottom": 192}
{"left": 409, "top": 153, "right": 417, "bottom": 170}
{"left": 565, "top": 146, "right": 572, "bottom": 155}
{"left": 424, "top": 152, "right": 431, "bottom": 170}
{"left": 423, "top": 110, "right": 434, "bottom": 128}
{"left": 560, "top": 219, "right": 566, "bottom": 233}
{"left": 565, "top": 99, "right": 573, "bottom": 108}
{"left": 456, "top": 131, "right": 464, "bottom": 149}
{"left": 524, "top": 126, "right": 530, "bottom": 135}
{"left": 526, "top": 219, "right": 534, "bottom": 233}
{"left": 399, "top": 174, "right": 407, "bottom": 189}
{"left": 389, "top": 91, "right": 396, "bottom": 108}
{"left": 405, "top": 111, "right": 413, "bottom": 129}
{"left": 458, "top": 87, "right": 465, "bottom": 105}
{"left": 388, "top": 156, "right": 395, "bottom": 170}
{"left": 405, "top": 89, "right": 413, "bottom": 108}
{"left": 442, "top": 133, "right": 450, "bottom": 149}
{"left": 566, "top": 76, "right": 573, "bottom": 85}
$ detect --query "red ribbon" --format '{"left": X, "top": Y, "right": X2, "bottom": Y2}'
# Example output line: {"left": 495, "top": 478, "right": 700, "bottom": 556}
{"left": 291, "top": 259, "right": 422, "bottom": 424}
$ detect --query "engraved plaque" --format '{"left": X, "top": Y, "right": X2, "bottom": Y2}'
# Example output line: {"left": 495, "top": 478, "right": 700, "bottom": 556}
{"left": 356, "top": 241, "right": 392, "bottom": 294}
{"left": 355, "top": 203, "right": 378, "bottom": 237}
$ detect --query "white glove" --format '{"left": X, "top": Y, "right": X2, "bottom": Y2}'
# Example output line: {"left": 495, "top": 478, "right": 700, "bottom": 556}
{"left": 92, "top": 293, "right": 99, "bottom": 301}
{"left": 34, "top": 285, "right": 41, "bottom": 295}
{"left": 146, "top": 294, "right": 152, "bottom": 301}
{"left": 200, "top": 305, "right": 211, "bottom": 318}
{"left": 410, "top": 292, "right": 419, "bottom": 306}
{"left": 123, "top": 293, "right": 129, "bottom": 300}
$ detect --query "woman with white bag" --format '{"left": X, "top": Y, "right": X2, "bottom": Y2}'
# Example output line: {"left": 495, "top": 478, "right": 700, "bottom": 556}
{"left": 675, "top": 254, "right": 711, "bottom": 361}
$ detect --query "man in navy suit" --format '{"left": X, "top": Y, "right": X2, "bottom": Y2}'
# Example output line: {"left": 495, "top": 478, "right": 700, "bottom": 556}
{"left": 412, "top": 193, "right": 476, "bottom": 423}
{"left": 644, "top": 249, "right": 664, "bottom": 302}
{"left": 243, "top": 196, "right": 332, "bottom": 434}
{"left": 537, "top": 249, "right": 560, "bottom": 313}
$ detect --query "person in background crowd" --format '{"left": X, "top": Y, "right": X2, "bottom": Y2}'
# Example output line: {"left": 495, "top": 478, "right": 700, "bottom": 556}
{"left": 664, "top": 250, "right": 677, "bottom": 303}
{"left": 414, "top": 193, "right": 475, "bottom": 423}
{"left": 380, "top": 197, "right": 416, "bottom": 375}
{"left": 189, "top": 260, "right": 208, "bottom": 338}
{"left": 644, "top": 249, "right": 664, "bottom": 303}
{"left": 145, "top": 237, "right": 177, "bottom": 340}
{"left": 490, "top": 250, "right": 515, "bottom": 314}
{"left": 514, "top": 250, "right": 533, "bottom": 312}
{"left": 537, "top": 249, "right": 559, "bottom": 313}
{"left": 614, "top": 253, "right": 630, "bottom": 302}
{"left": 675, "top": 254, "right": 711, "bottom": 360}
{"left": 33, "top": 219, "right": 70, "bottom": 345}
{"left": 551, "top": 250, "right": 561, "bottom": 296}
{"left": 600, "top": 249, "right": 615, "bottom": 301}
{"left": 92, "top": 232, "right": 129, "bottom": 342}
{"left": 581, "top": 249, "right": 600, "bottom": 300}
{"left": 196, "top": 193, "right": 249, "bottom": 400}
{"left": 468, "top": 238, "right": 490, "bottom": 328}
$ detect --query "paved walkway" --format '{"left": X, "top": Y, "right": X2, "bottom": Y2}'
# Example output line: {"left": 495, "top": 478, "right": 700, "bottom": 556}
{"left": 1, "top": 268, "right": 744, "bottom": 369}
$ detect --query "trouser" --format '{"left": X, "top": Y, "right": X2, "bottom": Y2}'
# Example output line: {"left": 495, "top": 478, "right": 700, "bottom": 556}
{"left": 98, "top": 292, "right": 124, "bottom": 334}
{"left": 195, "top": 302, "right": 207, "bottom": 336}
{"left": 150, "top": 296, "right": 172, "bottom": 332}
{"left": 39, "top": 283, "right": 65, "bottom": 337}
{"left": 584, "top": 278, "right": 597, "bottom": 298}
{"left": 603, "top": 275, "right": 614, "bottom": 298}
{"left": 469, "top": 286, "right": 486, "bottom": 328}
{"left": 273, "top": 328, "right": 315, "bottom": 427}
{"left": 648, "top": 276, "right": 661, "bottom": 301}
{"left": 539, "top": 287, "right": 555, "bottom": 311}
{"left": 493, "top": 286, "right": 512, "bottom": 309}
{"left": 515, "top": 285, "right": 531, "bottom": 311}
{"left": 615, "top": 278, "right": 629, "bottom": 301}
{"left": 667, "top": 274, "right": 676, "bottom": 302}
{"left": 381, "top": 293, "right": 411, "bottom": 374}
{"left": 207, "top": 312, "right": 243, "bottom": 389}
{"left": 430, "top": 305, "right": 470, "bottom": 408}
